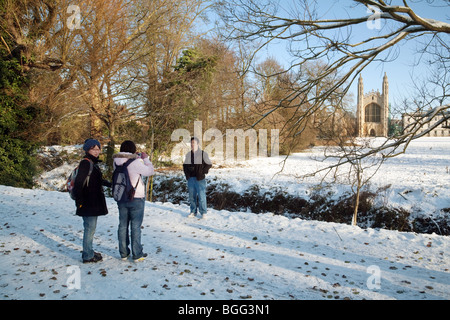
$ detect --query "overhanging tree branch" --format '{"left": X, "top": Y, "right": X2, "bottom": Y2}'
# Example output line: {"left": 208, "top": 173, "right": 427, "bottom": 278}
{"left": 216, "top": 0, "right": 449, "bottom": 155}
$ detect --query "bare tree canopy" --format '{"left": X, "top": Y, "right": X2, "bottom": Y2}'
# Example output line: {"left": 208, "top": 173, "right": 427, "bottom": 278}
{"left": 215, "top": 0, "right": 450, "bottom": 158}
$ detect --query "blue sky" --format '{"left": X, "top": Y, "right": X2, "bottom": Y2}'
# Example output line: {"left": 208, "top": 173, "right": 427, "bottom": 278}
{"left": 264, "top": 0, "right": 449, "bottom": 114}
{"left": 204, "top": 0, "right": 449, "bottom": 117}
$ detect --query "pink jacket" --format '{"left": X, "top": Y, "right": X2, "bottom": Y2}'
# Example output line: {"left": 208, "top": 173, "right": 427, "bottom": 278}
{"left": 113, "top": 152, "right": 154, "bottom": 199}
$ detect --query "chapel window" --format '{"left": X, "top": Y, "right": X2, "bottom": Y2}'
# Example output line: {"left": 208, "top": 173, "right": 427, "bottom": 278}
{"left": 365, "top": 103, "right": 381, "bottom": 123}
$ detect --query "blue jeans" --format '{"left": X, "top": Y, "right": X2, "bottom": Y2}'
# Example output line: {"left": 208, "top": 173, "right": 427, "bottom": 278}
{"left": 82, "top": 216, "right": 98, "bottom": 260}
{"left": 117, "top": 198, "right": 145, "bottom": 259}
{"left": 187, "top": 177, "right": 207, "bottom": 215}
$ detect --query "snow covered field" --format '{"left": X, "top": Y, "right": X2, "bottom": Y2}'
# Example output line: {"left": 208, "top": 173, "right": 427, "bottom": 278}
{"left": 35, "top": 137, "right": 450, "bottom": 221}
{"left": 0, "top": 137, "right": 449, "bottom": 300}
{"left": 0, "top": 138, "right": 450, "bottom": 300}
{"left": 207, "top": 137, "right": 450, "bottom": 217}
{"left": 0, "top": 185, "right": 449, "bottom": 300}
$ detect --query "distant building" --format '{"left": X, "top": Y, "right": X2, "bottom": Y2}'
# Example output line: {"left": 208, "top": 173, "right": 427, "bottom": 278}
{"left": 356, "top": 73, "right": 389, "bottom": 137}
{"left": 402, "top": 111, "right": 450, "bottom": 137}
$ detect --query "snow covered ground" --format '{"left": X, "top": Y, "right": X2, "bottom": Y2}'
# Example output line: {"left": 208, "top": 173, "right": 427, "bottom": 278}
{"left": 1, "top": 137, "right": 449, "bottom": 300}
{"left": 0, "top": 188, "right": 449, "bottom": 300}
{"left": 35, "top": 137, "right": 450, "bottom": 220}
{"left": 207, "top": 137, "right": 450, "bottom": 217}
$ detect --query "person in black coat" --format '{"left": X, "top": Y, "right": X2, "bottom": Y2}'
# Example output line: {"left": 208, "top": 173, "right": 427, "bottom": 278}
{"left": 183, "top": 137, "right": 212, "bottom": 219}
{"left": 74, "top": 139, "right": 111, "bottom": 263}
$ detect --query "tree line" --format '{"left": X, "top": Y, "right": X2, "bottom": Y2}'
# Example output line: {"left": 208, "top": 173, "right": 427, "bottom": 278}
{"left": 1, "top": 0, "right": 357, "bottom": 188}
{"left": 1, "top": 0, "right": 448, "bottom": 193}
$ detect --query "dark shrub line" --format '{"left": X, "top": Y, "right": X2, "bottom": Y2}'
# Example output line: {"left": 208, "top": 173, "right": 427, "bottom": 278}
{"left": 150, "top": 175, "right": 450, "bottom": 236}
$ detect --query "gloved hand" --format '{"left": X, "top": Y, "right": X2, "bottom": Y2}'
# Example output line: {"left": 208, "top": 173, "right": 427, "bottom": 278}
{"left": 139, "top": 152, "right": 149, "bottom": 159}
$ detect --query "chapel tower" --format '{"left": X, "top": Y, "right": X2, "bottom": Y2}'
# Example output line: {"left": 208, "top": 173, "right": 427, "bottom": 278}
{"left": 356, "top": 73, "right": 389, "bottom": 137}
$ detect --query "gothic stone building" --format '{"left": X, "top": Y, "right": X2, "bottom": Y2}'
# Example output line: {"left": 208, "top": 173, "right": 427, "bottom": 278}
{"left": 356, "top": 73, "right": 389, "bottom": 137}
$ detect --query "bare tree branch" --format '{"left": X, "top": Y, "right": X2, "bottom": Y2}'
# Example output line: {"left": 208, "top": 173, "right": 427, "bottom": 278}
{"left": 216, "top": 0, "right": 450, "bottom": 155}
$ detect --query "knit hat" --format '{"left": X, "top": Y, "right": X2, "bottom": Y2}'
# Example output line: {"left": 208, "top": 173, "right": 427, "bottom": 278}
{"left": 83, "top": 138, "right": 101, "bottom": 152}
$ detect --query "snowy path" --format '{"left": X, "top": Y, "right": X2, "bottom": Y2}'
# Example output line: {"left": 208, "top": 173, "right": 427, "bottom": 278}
{"left": 0, "top": 185, "right": 448, "bottom": 300}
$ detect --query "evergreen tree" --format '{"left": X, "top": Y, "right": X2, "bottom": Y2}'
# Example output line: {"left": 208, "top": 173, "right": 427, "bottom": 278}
{"left": 0, "top": 27, "right": 38, "bottom": 188}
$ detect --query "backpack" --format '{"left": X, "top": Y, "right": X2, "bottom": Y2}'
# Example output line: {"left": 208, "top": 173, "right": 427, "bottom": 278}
{"left": 112, "top": 159, "right": 140, "bottom": 203}
{"left": 67, "top": 158, "right": 94, "bottom": 200}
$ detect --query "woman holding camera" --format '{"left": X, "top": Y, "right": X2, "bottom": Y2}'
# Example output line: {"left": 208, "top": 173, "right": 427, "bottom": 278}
{"left": 113, "top": 140, "right": 154, "bottom": 262}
